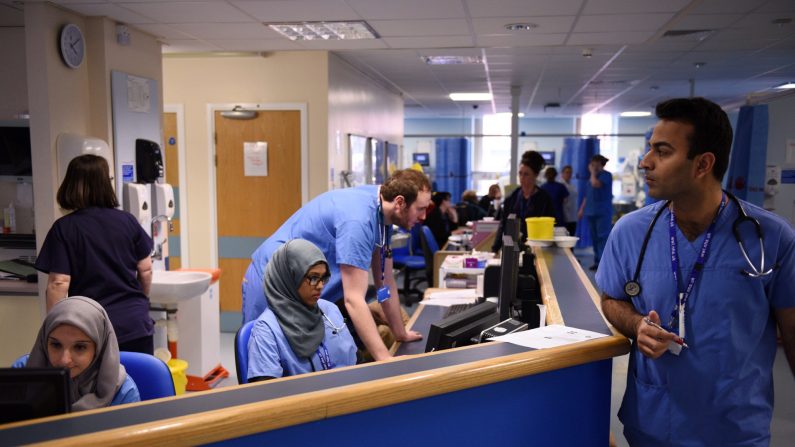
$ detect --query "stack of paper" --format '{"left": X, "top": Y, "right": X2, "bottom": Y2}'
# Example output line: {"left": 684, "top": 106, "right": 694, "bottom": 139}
{"left": 490, "top": 324, "right": 609, "bottom": 349}
{"left": 423, "top": 288, "right": 479, "bottom": 307}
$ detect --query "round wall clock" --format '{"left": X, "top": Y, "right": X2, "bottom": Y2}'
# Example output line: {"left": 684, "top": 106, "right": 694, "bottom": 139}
{"left": 59, "top": 23, "right": 85, "bottom": 69}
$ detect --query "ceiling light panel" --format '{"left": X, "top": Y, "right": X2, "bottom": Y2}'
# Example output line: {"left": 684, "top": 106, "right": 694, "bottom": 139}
{"left": 449, "top": 93, "right": 493, "bottom": 101}
{"left": 267, "top": 21, "right": 379, "bottom": 41}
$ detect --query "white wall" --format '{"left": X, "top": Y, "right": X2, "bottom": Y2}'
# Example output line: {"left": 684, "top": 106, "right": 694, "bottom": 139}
{"left": 327, "top": 53, "right": 404, "bottom": 189}
{"left": 765, "top": 92, "right": 795, "bottom": 226}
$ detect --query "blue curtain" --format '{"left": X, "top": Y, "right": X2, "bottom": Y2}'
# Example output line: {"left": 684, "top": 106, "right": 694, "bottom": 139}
{"left": 434, "top": 138, "right": 471, "bottom": 202}
{"left": 563, "top": 137, "right": 600, "bottom": 249}
{"left": 373, "top": 139, "right": 385, "bottom": 184}
{"left": 726, "top": 105, "right": 768, "bottom": 206}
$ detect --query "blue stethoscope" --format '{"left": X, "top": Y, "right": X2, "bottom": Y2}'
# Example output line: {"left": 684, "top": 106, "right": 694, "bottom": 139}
{"left": 624, "top": 191, "right": 777, "bottom": 298}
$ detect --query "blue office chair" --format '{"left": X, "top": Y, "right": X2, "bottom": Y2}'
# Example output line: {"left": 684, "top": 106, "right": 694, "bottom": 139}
{"left": 391, "top": 225, "right": 426, "bottom": 304}
{"left": 119, "top": 351, "right": 175, "bottom": 400}
{"left": 420, "top": 225, "right": 441, "bottom": 284}
{"left": 235, "top": 320, "right": 256, "bottom": 384}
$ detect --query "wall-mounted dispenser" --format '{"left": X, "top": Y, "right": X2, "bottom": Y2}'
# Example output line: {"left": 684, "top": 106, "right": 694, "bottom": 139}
{"left": 135, "top": 139, "right": 164, "bottom": 183}
{"left": 153, "top": 183, "right": 175, "bottom": 219}
{"left": 123, "top": 183, "right": 151, "bottom": 227}
{"left": 56, "top": 133, "right": 113, "bottom": 186}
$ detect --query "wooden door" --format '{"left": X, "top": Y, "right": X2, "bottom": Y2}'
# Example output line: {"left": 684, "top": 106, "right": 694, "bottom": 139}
{"left": 163, "top": 112, "right": 182, "bottom": 270}
{"left": 214, "top": 110, "right": 302, "bottom": 312}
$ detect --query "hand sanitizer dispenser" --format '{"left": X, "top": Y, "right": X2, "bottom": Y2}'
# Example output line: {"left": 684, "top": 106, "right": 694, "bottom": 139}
{"left": 123, "top": 183, "right": 151, "bottom": 227}
{"left": 153, "top": 183, "right": 175, "bottom": 219}
{"left": 136, "top": 139, "right": 164, "bottom": 183}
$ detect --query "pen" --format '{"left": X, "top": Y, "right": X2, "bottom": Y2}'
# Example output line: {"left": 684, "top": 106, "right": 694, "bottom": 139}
{"left": 643, "top": 317, "right": 689, "bottom": 348}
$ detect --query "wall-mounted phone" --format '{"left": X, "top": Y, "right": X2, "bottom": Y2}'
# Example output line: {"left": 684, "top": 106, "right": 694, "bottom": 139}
{"left": 135, "top": 139, "right": 163, "bottom": 183}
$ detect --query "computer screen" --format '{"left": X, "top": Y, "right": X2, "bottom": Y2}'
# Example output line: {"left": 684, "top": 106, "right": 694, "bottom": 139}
{"left": 0, "top": 126, "right": 32, "bottom": 177}
{"left": 424, "top": 302, "right": 499, "bottom": 352}
{"left": 412, "top": 152, "right": 430, "bottom": 167}
{"left": 539, "top": 151, "right": 555, "bottom": 167}
{"left": 504, "top": 213, "right": 520, "bottom": 242}
{"left": 0, "top": 368, "right": 71, "bottom": 424}
{"left": 498, "top": 235, "right": 520, "bottom": 321}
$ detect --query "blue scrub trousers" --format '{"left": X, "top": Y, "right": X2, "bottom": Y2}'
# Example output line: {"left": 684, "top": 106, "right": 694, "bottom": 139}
{"left": 587, "top": 214, "right": 612, "bottom": 266}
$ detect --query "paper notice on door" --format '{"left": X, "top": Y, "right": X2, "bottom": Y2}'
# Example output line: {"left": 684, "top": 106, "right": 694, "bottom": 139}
{"left": 244, "top": 142, "right": 268, "bottom": 176}
{"left": 490, "top": 324, "right": 609, "bottom": 349}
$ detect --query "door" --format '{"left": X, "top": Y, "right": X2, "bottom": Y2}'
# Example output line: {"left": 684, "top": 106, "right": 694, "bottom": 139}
{"left": 214, "top": 110, "right": 302, "bottom": 314}
{"left": 163, "top": 112, "right": 182, "bottom": 270}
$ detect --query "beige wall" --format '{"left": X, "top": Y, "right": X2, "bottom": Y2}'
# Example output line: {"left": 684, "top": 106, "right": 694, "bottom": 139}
{"left": 327, "top": 53, "right": 404, "bottom": 190}
{"left": 0, "top": 27, "right": 28, "bottom": 120}
{"left": 162, "top": 52, "right": 330, "bottom": 268}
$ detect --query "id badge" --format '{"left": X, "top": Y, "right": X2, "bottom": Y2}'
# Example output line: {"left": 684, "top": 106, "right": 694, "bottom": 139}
{"left": 376, "top": 286, "right": 391, "bottom": 303}
{"left": 667, "top": 340, "right": 682, "bottom": 356}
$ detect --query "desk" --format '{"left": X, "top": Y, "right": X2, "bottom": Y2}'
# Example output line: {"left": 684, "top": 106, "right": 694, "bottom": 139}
{"left": 0, "top": 247, "right": 628, "bottom": 446}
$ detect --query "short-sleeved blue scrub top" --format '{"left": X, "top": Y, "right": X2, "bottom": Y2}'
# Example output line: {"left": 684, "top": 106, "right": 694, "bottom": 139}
{"left": 243, "top": 186, "right": 383, "bottom": 323}
{"left": 596, "top": 199, "right": 795, "bottom": 446}
{"left": 247, "top": 299, "right": 357, "bottom": 379}
{"left": 583, "top": 170, "right": 613, "bottom": 217}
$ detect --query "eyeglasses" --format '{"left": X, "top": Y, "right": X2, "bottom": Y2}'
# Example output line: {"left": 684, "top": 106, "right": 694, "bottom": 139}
{"left": 305, "top": 273, "right": 331, "bottom": 287}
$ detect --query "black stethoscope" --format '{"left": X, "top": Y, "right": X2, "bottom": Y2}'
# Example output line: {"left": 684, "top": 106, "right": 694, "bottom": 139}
{"left": 624, "top": 191, "right": 777, "bottom": 298}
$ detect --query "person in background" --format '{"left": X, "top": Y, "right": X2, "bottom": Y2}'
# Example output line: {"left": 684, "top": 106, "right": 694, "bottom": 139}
{"left": 36, "top": 155, "right": 154, "bottom": 354}
{"left": 578, "top": 154, "right": 613, "bottom": 270}
{"left": 540, "top": 167, "right": 569, "bottom": 227}
{"left": 493, "top": 151, "right": 555, "bottom": 252}
{"left": 14, "top": 296, "right": 140, "bottom": 409}
{"left": 457, "top": 190, "right": 486, "bottom": 226}
{"left": 560, "top": 165, "right": 578, "bottom": 237}
{"left": 478, "top": 184, "right": 502, "bottom": 218}
{"left": 243, "top": 169, "right": 430, "bottom": 361}
{"left": 597, "top": 96, "right": 795, "bottom": 445}
{"left": 424, "top": 191, "right": 459, "bottom": 248}
{"left": 247, "top": 240, "right": 356, "bottom": 381}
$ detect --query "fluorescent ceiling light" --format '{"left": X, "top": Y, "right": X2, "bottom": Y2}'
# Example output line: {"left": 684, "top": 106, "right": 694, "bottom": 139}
{"left": 620, "top": 111, "right": 652, "bottom": 117}
{"left": 449, "top": 93, "right": 492, "bottom": 101}
{"left": 267, "top": 21, "right": 378, "bottom": 41}
{"left": 775, "top": 82, "right": 795, "bottom": 89}
{"left": 423, "top": 55, "right": 482, "bottom": 65}
{"left": 497, "top": 112, "right": 525, "bottom": 117}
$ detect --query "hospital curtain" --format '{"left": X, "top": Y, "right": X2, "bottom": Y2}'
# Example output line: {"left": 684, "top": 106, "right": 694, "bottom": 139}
{"left": 434, "top": 138, "right": 471, "bottom": 202}
{"left": 562, "top": 137, "right": 600, "bottom": 248}
{"left": 726, "top": 104, "right": 768, "bottom": 206}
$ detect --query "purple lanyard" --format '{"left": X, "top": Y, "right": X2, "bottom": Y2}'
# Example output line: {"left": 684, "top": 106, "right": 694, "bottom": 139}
{"left": 667, "top": 195, "right": 726, "bottom": 331}
{"left": 316, "top": 342, "right": 335, "bottom": 370}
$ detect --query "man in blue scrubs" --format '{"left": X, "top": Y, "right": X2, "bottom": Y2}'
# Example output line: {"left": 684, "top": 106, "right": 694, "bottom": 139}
{"left": 243, "top": 169, "right": 431, "bottom": 361}
{"left": 578, "top": 154, "right": 613, "bottom": 270}
{"left": 597, "top": 97, "right": 795, "bottom": 445}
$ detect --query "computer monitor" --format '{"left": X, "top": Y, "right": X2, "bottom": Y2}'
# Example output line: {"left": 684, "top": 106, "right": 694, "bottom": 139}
{"left": 412, "top": 152, "right": 430, "bottom": 167}
{"left": 498, "top": 235, "right": 520, "bottom": 321}
{"left": 504, "top": 213, "right": 520, "bottom": 242}
{"left": 539, "top": 151, "right": 555, "bottom": 167}
{"left": 0, "top": 368, "right": 71, "bottom": 424}
{"left": 424, "top": 302, "right": 500, "bottom": 352}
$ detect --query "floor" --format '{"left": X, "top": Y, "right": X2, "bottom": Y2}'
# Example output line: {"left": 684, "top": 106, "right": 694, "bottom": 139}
{"left": 209, "top": 247, "right": 794, "bottom": 445}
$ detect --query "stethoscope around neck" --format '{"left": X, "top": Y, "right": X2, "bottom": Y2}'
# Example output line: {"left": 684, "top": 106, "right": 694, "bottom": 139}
{"left": 623, "top": 191, "right": 777, "bottom": 298}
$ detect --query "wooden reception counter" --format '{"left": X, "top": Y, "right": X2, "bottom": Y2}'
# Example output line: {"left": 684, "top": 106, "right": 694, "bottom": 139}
{"left": 0, "top": 246, "right": 629, "bottom": 446}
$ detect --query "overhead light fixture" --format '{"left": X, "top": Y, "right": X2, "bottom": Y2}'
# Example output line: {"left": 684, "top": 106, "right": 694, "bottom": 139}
{"left": 220, "top": 106, "right": 258, "bottom": 120}
{"left": 423, "top": 55, "right": 482, "bottom": 65}
{"left": 267, "top": 21, "right": 378, "bottom": 41}
{"left": 497, "top": 112, "right": 525, "bottom": 117}
{"left": 775, "top": 82, "right": 795, "bottom": 89}
{"left": 449, "top": 93, "right": 493, "bottom": 101}
{"left": 505, "top": 23, "right": 538, "bottom": 31}
{"left": 620, "top": 111, "right": 652, "bottom": 117}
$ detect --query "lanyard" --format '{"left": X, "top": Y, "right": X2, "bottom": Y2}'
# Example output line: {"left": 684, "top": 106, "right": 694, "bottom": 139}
{"left": 515, "top": 189, "right": 533, "bottom": 218}
{"left": 316, "top": 342, "right": 335, "bottom": 370}
{"left": 376, "top": 199, "right": 392, "bottom": 303}
{"left": 667, "top": 195, "right": 726, "bottom": 332}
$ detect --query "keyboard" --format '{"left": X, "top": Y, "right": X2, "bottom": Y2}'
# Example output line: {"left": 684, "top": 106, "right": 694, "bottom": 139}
{"left": 443, "top": 303, "right": 475, "bottom": 318}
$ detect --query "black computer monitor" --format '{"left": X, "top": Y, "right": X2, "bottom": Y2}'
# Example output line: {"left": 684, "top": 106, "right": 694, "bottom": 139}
{"left": 540, "top": 151, "right": 555, "bottom": 167}
{"left": 0, "top": 368, "right": 71, "bottom": 424}
{"left": 412, "top": 152, "right": 430, "bottom": 167}
{"left": 504, "top": 213, "right": 520, "bottom": 241}
{"left": 498, "top": 235, "right": 520, "bottom": 321}
{"left": 424, "top": 302, "right": 500, "bottom": 352}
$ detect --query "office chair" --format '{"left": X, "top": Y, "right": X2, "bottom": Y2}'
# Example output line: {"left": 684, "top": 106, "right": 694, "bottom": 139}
{"left": 119, "top": 351, "right": 176, "bottom": 400}
{"left": 391, "top": 226, "right": 426, "bottom": 305}
{"left": 234, "top": 320, "right": 256, "bottom": 384}
{"left": 417, "top": 225, "right": 440, "bottom": 290}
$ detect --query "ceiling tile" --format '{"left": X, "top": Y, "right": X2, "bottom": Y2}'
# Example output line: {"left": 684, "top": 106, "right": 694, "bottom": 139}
{"left": 61, "top": 3, "right": 156, "bottom": 24}
{"left": 671, "top": 14, "right": 744, "bottom": 29}
{"left": 170, "top": 23, "right": 276, "bottom": 40}
{"left": 574, "top": 13, "right": 674, "bottom": 33}
{"left": 296, "top": 39, "right": 389, "bottom": 50}
{"left": 230, "top": 0, "right": 359, "bottom": 22}
{"left": 205, "top": 39, "right": 302, "bottom": 51}
{"left": 369, "top": 19, "right": 471, "bottom": 37}
{"left": 582, "top": 0, "right": 690, "bottom": 14}
{"left": 465, "top": 0, "right": 585, "bottom": 18}
{"left": 567, "top": 31, "right": 655, "bottom": 45}
{"left": 345, "top": 0, "right": 466, "bottom": 20}
{"left": 477, "top": 33, "right": 568, "bottom": 47}
{"left": 689, "top": 0, "right": 768, "bottom": 15}
{"left": 133, "top": 23, "right": 195, "bottom": 40}
{"left": 161, "top": 39, "right": 222, "bottom": 53}
{"left": 471, "top": 16, "right": 576, "bottom": 35}
{"left": 383, "top": 36, "right": 473, "bottom": 49}
{"left": 118, "top": 2, "right": 254, "bottom": 23}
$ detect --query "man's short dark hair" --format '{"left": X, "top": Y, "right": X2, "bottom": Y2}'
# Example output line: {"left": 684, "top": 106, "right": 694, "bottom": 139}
{"left": 431, "top": 191, "right": 451, "bottom": 206}
{"left": 381, "top": 169, "right": 431, "bottom": 206}
{"left": 655, "top": 97, "right": 733, "bottom": 181}
{"left": 591, "top": 154, "right": 609, "bottom": 166}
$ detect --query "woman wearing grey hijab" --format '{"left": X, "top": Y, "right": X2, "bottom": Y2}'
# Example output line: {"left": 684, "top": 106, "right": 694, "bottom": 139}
{"left": 17, "top": 296, "right": 140, "bottom": 410}
{"left": 247, "top": 239, "right": 357, "bottom": 381}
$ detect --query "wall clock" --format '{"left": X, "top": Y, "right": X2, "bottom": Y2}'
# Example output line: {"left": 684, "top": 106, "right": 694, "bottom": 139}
{"left": 59, "top": 23, "right": 85, "bottom": 69}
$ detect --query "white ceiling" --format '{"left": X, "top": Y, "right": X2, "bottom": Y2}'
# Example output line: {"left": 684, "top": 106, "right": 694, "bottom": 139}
{"left": 3, "top": 0, "right": 794, "bottom": 117}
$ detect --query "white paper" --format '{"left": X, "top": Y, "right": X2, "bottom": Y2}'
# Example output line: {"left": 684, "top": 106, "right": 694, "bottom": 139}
{"left": 244, "top": 142, "right": 268, "bottom": 177}
{"left": 126, "top": 75, "right": 151, "bottom": 112}
{"left": 423, "top": 288, "right": 479, "bottom": 307}
{"left": 490, "top": 324, "right": 609, "bottom": 349}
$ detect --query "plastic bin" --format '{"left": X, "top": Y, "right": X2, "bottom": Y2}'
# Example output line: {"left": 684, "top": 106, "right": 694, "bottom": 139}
{"left": 525, "top": 217, "right": 555, "bottom": 240}
{"left": 167, "top": 358, "right": 189, "bottom": 395}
